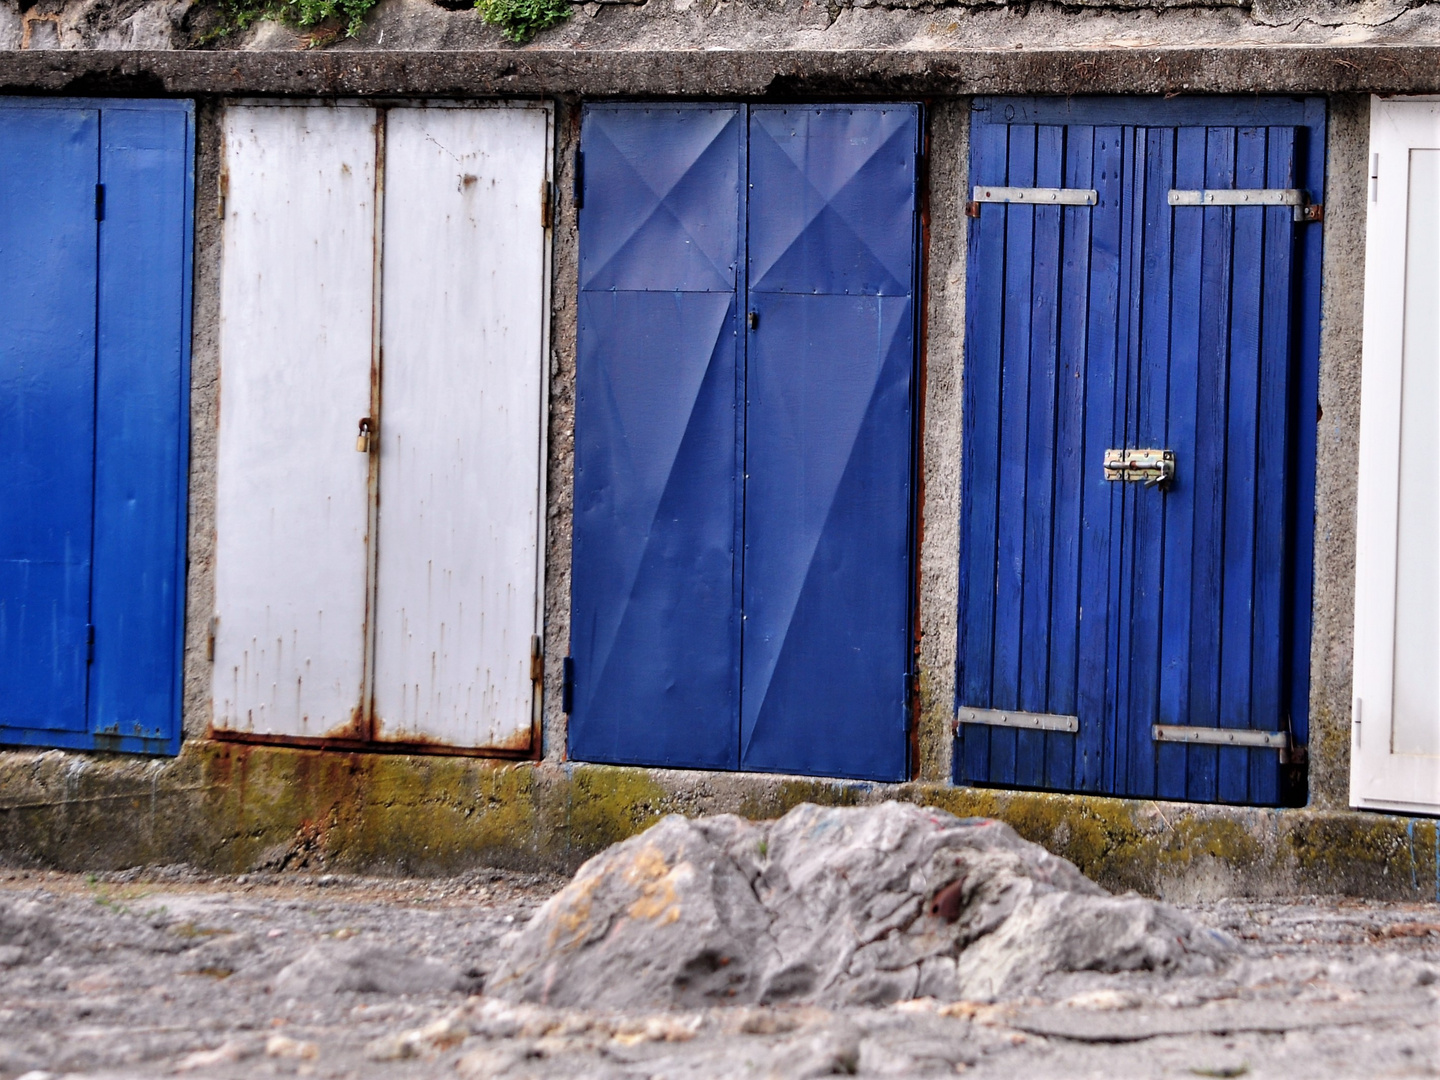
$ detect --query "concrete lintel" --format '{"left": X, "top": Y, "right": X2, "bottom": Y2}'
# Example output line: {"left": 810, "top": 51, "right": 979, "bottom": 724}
{"left": 4, "top": 47, "right": 1440, "bottom": 98}
{"left": 0, "top": 743, "right": 1436, "bottom": 904}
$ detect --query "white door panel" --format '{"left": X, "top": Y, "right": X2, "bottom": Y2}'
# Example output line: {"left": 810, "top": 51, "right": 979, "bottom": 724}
{"left": 1352, "top": 96, "right": 1440, "bottom": 813}
{"left": 372, "top": 105, "right": 549, "bottom": 750}
{"left": 212, "top": 104, "right": 377, "bottom": 739}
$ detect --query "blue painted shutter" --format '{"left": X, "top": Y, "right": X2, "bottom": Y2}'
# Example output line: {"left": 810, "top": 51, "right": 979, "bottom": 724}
{"left": 958, "top": 100, "right": 1321, "bottom": 805}
{"left": 90, "top": 103, "right": 193, "bottom": 751}
{"left": 741, "top": 105, "right": 918, "bottom": 781}
{"left": 958, "top": 119, "right": 1123, "bottom": 793}
{"left": 0, "top": 104, "right": 100, "bottom": 737}
{"left": 570, "top": 105, "right": 745, "bottom": 768}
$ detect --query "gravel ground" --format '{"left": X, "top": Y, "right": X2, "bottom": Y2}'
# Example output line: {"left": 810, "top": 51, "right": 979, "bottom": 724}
{"left": 0, "top": 865, "right": 1436, "bottom": 1079}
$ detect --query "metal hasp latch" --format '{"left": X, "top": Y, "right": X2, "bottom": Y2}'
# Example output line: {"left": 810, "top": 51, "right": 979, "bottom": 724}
{"left": 967, "top": 186, "right": 1098, "bottom": 217}
{"left": 1168, "top": 188, "right": 1323, "bottom": 223}
{"left": 1103, "top": 448, "right": 1175, "bottom": 489}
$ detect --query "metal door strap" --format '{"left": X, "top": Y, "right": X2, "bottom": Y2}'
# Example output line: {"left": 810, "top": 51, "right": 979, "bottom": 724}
{"left": 955, "top": 707, "right": 1079, "bottom": 734}
{"left": 970, "top": 186, "right": 1098, "bottom": 207}
{"left": 1151, "top": 724, "right": 1288, "bottom": 749}
{"left": 1167, "top": 188, "right": 1322, "bottom": 222}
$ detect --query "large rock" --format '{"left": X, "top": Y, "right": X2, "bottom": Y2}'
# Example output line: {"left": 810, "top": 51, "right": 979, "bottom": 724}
{"left": 488, "top": 802, "right": 1235, "bottom": 1008}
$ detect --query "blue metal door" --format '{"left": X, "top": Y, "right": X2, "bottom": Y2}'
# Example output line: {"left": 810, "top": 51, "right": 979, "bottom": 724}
{"left": 740, "top": 106, "right": 918, "bottom": 780}
{"left": 0, "top": 99, "right": 192, "bottom": 754}
{"left": 570, "top": 105, "right": 746, "bottom": 768}
{"left": 570, "top": 104, "right": 919, "bottom": 779}
{"left": 956, "top": 97, "right": 1324, "bottom": 804}
{"left": 0, "top": 104, "right": 100, "bottom": 737}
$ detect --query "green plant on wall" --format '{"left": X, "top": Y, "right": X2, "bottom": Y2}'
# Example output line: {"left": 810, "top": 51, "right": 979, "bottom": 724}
{"left": 206, "top": 0, "right": 380, "bottom": 40}
{"left": 205, "top": 0, "right": 568, "bottom": 43}
{"left": 475, "top": 0, "right": 571, "bottom": 42}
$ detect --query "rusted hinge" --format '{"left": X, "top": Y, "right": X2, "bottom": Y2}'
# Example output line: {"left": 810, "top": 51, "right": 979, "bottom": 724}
{"left": 530, "top": 634, "right": 544, "bottom": 682}
{"left": 217, "top": 170, "right": 229, "bottom": 221}
{"left": 540, "top": 180, "right": 553, "bottom": 230}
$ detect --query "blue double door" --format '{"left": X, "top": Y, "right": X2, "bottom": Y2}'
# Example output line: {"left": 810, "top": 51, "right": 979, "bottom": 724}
{"left": 0, "top": 99, "right": 192, "bottom": 753}
{"left": 570, "top": 103, "right": 920, "bottom": 781}
{"left": 957, "top": 97, "right": 1325, "bottom": 804}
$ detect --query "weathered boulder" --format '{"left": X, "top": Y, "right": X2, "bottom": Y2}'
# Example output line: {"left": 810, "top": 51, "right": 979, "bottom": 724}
{"left": 488, "top": 802, "right": 1235, "bottom": 1008}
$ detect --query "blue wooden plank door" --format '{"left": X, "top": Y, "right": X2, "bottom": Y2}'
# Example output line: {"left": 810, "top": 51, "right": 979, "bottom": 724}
{"left": 958, "top": 99, "right": 1321, "bottom": 804}
{"left": 0, "top": 99, "right": 191, "bottom": 753}
{"left": 741, "top": 105, "right": 918, "bottom": 780}
{"left": 570, "top": 105, "right": 746, "bottom": 768}
{"left": 0, "top": 104, "right": 101, "bottom": 737}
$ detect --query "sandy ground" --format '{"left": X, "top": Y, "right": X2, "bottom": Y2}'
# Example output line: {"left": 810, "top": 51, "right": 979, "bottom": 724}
{"left": 0, "top": 865, "right": 1436, "bottom": 1079}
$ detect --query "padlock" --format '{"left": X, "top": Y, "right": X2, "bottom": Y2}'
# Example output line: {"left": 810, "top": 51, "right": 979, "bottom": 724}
{"left": 356, "top": 417, "right": 373, "bottom": 453}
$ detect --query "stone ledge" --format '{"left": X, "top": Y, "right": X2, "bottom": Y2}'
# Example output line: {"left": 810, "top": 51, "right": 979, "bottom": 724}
{"left": 3, "top": 46, "right": 1440, "bottom": 95}
{"left": 0, "top": 741, "right": 1435, "bottom": 902}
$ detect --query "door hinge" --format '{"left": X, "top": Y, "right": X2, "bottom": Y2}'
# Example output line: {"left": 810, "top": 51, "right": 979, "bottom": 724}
{"left": 94, "top": 183, "right": 105, "bottom": 222}
{"left": 217, "top": 169, "right": 229, "bottom": 221}
{"left": 207, "top": 616, "right": 217, "bottom": 662}
{"left": 530, "top": 634, "right": 544, "bottom": 682}
{"left": 561, "top": 657, "right": 575, "bottom": 713}
{"left": 955, "top": 707, "right": 1079, "bottom": 733}
{"left": 86, "top": 624, "right": 95, "bottom": 664}
{"left": 1151, "top": 723, "right": 1288, "bottom": 750}
{"left": 1168, "top": 187, "right": 1322, "bottom": 223}
{"left": 971, "top": 185, "right": 1098, "bottom": 208}
{"left": 572, "top": 149, "right": 584, "bottom": 209}
{"left": 540, "top": 179, "right": 553, "bottom": 230}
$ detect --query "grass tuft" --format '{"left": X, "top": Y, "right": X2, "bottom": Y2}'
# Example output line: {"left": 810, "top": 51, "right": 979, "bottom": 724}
{"left": 474, "top": 0, "right": 570, "bottom": 42}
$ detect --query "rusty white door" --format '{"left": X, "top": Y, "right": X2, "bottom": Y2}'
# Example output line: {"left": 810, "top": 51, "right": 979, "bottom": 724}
{"left": 211, "top": 101, "right": 551, "bottom": 751}
{"left": 212, "top": 103, "right": 377, "bottom": 740}
{"left": 372, "top": 104, "right": 551, "bottom": 749}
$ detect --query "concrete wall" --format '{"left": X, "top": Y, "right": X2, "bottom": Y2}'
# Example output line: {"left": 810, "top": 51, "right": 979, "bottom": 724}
{"left": 0, "top": 41, "right": 1431, "bottom": 890}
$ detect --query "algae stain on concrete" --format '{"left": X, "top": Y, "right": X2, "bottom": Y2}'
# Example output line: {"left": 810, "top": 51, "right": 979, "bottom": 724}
{"left": 564, "top": 766, "right": 667, "bottom": 856}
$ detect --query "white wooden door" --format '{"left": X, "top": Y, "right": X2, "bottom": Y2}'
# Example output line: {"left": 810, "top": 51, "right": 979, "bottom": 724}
{"left": 212, "top": 104, "right": 377, "bottom": 739}
{"left": 371, "top": 105, "right": 550, "bottom": 750}
{"left": 1352, "top": 96, "right": 1440, "bottom": 814}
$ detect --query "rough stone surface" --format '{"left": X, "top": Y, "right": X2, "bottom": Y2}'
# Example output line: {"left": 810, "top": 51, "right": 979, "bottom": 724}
{"left": 0, "top": 864, "right": 1436, "bottom": 1078}
{"left": 489, "top": 803, "right": 1237, "bottom": 1008}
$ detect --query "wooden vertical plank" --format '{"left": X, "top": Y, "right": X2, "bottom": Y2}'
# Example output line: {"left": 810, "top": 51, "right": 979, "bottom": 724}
{"left": 1122, "top": 127, "right": 1175, "bottom": 797}
{"left": 1105, "top": 126, "right": 1143, "bottom": 794}
{"left": 1155, "top": 123, "right": 1206, "bottom": 801}
{"left": 1076, "top": 125, "right": 1124, "bottom": 792}
{"left": 1217, "top": 126, "right": 1268, "bottom": 804}
{"left": 1016, "top": 123, "right": 1064, "bottom": 788}
{"left": 957, "top": 114, "right": 1011, "bottom": 784}
{"left": 1046, "top": 124, "right": 1095, "bottom": 791}
{"left": 372, "top": 104, "right": 551, "bottom": 752}
{"left": 1185, "top": 127, "right": 1236, "bottom": 803}
{"left": 989, "top": 123, "right": 1039, "bottom": 787}
{"left": 1247, "top": 125, "right": 1297, "bottom": 804}
{"left": 212, "top": 104, "right": 376, "bottom": 739}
